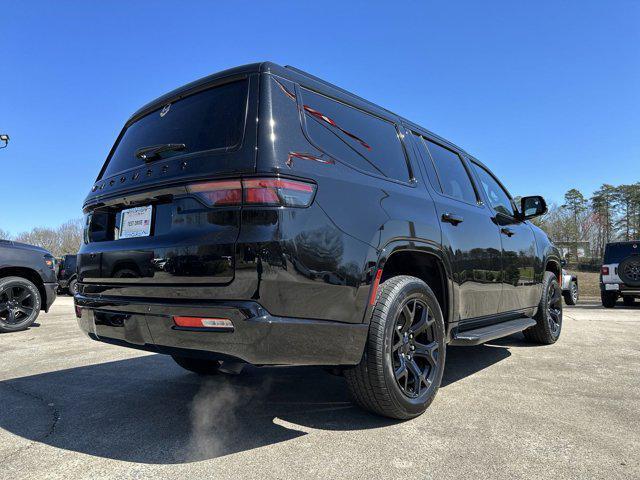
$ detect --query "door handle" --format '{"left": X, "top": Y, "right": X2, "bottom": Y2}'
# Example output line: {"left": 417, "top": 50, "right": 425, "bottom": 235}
{"left": 442, "top": 213, "right": 464, "bottom": 225}
{"left": 501, "top": 227, "right": 515, "bottom": 237}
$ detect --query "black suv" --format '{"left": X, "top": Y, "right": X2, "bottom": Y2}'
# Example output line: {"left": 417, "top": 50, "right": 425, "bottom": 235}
{"left": 0, "top": 240, "right": 57, "bottom": 332}
{"left": 57, "top": 254, "right": 78, "bottom": 295}
{"left": 600, "top": 241, "right": 640, "bottom": 307}
{"left": 76, "top": 62, "right": 563, "bottom": 419}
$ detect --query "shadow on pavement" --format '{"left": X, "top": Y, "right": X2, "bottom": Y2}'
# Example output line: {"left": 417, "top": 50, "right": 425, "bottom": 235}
{"left": 0, "top": 340, "right": 511, "bottom": 464}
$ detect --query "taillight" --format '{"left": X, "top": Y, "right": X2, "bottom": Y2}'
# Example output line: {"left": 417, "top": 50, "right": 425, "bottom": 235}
{"left": 187, "top": 180, "right": 242, "bottom": 207}
{"left": 243, "top": 178, "right": 315, "bottom": 207}
{"left": 601, "top": 266, "right": 609, "bottom": 275}
{"left": 188, "top": 177, "right": 316, "bottom": 208}
{"left": 44, "top": 255, "right": 55, "bottom": 269}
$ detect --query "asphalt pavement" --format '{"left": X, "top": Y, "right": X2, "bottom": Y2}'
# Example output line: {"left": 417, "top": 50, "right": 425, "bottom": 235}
{"left": 1, "top": 296, "right": 638, "bottom": 479}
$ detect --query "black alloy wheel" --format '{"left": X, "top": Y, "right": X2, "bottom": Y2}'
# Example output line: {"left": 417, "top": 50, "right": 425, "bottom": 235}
{"left": 391, "top": 297, "right": 440, "bottom": 398}
{"left": 345, "top": 275, "right": 446, "bottom": 419}
{"left": 523, "top": 271, "right": 562, "bottom": 344}
{"left": 547, "top": 281, "right": 562, "bottom": 337}
{"left": 0, "top": 277, "right": 41, "bottom": 333}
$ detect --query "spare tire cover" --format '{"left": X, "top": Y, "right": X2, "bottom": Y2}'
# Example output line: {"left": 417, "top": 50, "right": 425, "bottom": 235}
{"left": 619, "top": 255, "right": 640, "bottom": 287}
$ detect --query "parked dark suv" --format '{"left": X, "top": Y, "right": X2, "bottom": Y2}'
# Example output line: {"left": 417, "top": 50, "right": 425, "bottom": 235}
{"left": 76, "top": 62, "right": 563, "bottom": 419}
{"left": 0, "top": 240, "right": 57, "bottom": 332}
{"left": 57, "top": 254, "right": 78, "bottom": 295}
{"left": 600, "top": 241, "right": 640, "bottom": 307}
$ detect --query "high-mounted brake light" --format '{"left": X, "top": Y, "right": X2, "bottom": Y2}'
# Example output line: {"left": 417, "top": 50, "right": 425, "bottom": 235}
{"left": 601, "top": 266, "right": 610, "bottom": 275}
{"left": 187, "top": 177, "right": 316, "bottom": 208}
{"left": 173, "top": 316, "right": 234, "bottom": 331}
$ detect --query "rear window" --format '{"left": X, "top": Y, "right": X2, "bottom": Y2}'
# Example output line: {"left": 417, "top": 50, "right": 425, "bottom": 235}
{"left": 415, "top": 135, "right": 477, "bottom": 204}
{"left": 100, "top": 80, "right": 249, "bottom": 179}
{"left": 300, "top": 88, "right": 410, "bottom": 182}
{"left": 604, "top": 242, "right": 639, "bottom": 263}
{"left": 65, "top": 256, "right": 77, "bottom": 271}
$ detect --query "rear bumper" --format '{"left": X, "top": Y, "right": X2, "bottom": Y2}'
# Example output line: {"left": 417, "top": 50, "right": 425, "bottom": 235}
{"left": 600, "top": 283, "right": 640, "bottom": 295}
{"left": 43, "top": 282, "right": 57, "bottom": 311}
{"left": 74, "top": 295, "right": 368, "bottom": 366}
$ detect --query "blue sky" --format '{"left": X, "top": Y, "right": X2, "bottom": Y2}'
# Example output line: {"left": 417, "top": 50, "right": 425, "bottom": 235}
{"left": 1, "top": 1, "right": 638, "bottom": 235}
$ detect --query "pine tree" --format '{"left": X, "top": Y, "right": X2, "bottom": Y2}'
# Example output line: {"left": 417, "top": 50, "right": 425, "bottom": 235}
{"left": 563, "top": 189, "right": 587, "bottom": 259}
{"left": 591, "top": 184, "right": 617, "bottom": 258}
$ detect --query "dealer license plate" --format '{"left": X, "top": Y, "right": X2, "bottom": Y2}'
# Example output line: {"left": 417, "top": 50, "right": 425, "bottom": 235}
{"left": 119, "top": 206, "right": 153, "bottom": 239}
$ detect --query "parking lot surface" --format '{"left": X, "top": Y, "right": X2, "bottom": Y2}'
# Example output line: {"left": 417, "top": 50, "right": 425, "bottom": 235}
{"left": 1, "top": 297, "right": 638, "bottom": 480}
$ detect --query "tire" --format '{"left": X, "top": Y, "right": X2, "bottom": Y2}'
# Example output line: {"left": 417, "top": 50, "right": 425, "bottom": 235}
{"left": 618, "top": 256, "right": 640, "bottom": 287}
{"left": 68, "top": 279, "right": 78, "bottom": 296}
{"left": 344, "top": 275, "right": 446, "bottom": 420}
{"left": 524, "top": 271, "right": 562, "bottom": 344}
{"left": 623, "top": 296, "right": 635, "bottom": 307}
{"left": 563, "top": 281, "right": 578, "bottom": 305}
{"left": 601, "top": 291, "right": 617, "bottom": 308}
{"left": 0, "top": 276, "right": 42, "bottom": 333}
{"left": 172, "top": 355, "right": 221, "bottom": 375}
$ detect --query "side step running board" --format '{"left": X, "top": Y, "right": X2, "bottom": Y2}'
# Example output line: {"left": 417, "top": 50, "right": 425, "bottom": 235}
{"left": 450, "top": 317, "right": 537, "bottom": 346}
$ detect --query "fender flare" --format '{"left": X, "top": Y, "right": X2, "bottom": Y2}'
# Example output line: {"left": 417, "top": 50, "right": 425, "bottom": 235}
{"left": 364, "top": 238, "right": 455, "bottom": 326}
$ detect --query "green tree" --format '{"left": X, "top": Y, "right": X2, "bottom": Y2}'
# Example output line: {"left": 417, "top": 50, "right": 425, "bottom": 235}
{"left": 563, "top": 189, "right": 587, "bottom": 259}
{"left": 591, "top": 184, "right": 617, "bottom": 258}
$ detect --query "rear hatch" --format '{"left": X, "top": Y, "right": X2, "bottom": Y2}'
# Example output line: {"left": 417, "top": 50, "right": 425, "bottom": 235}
{"left": 79, "top": 73, "right": 259, "bottom": 295}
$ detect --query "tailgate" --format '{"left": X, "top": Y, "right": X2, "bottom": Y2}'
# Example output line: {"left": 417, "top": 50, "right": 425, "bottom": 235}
{"left": 79, "top": 183, "right": 239, "bottom": 287}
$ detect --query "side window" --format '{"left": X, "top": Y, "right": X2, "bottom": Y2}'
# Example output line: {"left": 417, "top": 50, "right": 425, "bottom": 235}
{"left": 470, "top": 162, "right": 516, "bottom": 217}
{"left": 421, "top": 137, "right": 477, "bottom": 204}
{"left": 300, "top": 88, "right": 410, "bottom": 182}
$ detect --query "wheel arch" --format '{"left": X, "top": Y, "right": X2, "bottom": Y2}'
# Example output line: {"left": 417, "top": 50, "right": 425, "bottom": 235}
{"left": 373, "top": 240, "right": 453, "bottom": 327}
{"left": 0, "top": 267, "right": 47, "bottom": 311}
{"left": 545, "top": 257, "right": 562, "bottom": 282}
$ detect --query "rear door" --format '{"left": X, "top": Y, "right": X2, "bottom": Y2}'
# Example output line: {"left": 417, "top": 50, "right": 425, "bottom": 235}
{"left": 468, "top": 161, "right": 539, "bottom": 312}
{"left": 78, "top": 75, "right": 259, "bottom": 296}
{"left": 411, "top": 134, "right": 503, "bottom": 320}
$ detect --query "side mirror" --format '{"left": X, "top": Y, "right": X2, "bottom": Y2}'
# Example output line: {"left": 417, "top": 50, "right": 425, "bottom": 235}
{"left": 519, "top": 195, "right": 547, "bottom": 220}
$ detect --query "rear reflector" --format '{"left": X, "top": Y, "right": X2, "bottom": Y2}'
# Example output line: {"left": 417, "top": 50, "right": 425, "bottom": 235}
{"left": 173, "top": 316, "right": 234, "bottom": 331}
{"left": 74, "top": 305, "right": 82, "bottom": 319}
{"left": 187, "top": 177, "right": 316, "bottom": 208}
{"left": 369, "top": 269, "right": 383, "bottom": 306}
{"left": 601, "top": 266, "right": 610, "bottom": 275}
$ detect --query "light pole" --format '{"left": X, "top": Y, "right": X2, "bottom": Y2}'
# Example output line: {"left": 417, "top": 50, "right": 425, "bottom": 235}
{"left": 0, "top": 134, "right": 9, "bottom": 149}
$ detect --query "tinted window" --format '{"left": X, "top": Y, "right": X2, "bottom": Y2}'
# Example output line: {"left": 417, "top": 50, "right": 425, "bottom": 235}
{"left": 101, "top": 80, "right": 249, "bottom": 178}
{"left": 301, "top": 88, "right": 409, "bottom": 181}
{"left": 604, "top": 243, "right": 639, "bottom": 263}
{"left": 421, "top": 138, "right": 477, "bottom": 204}
{"left": 471, "top": 162, "right": 515, "bottom": 216}
{"left": 65, "top": 256, "right": 77, "bottom": 272}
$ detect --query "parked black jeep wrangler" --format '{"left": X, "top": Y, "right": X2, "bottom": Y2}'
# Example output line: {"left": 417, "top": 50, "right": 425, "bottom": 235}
{"left": 76, "top": 62, "right": 563, "bottom": 419}
{"left": 600, "top": 241, "right": 640, "bottom": 307}
{"left": 0, "top": 240, "right": 57, "bottom": 332}
{"left": 57, "top": 254, "right": 78, "bottom": 295}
